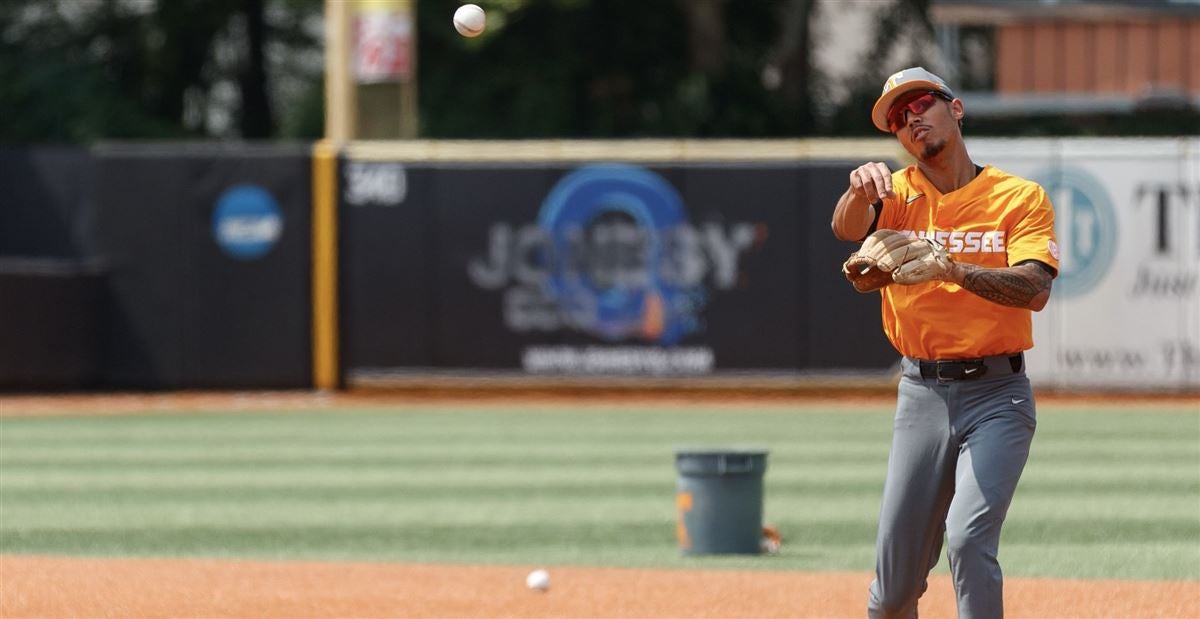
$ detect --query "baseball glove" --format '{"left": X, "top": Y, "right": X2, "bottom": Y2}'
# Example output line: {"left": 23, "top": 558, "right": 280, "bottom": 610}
{"left": 893, "top": 238, "right": 954, "bottom": 284}
{"left": 842, "top": 230, "right": 950, "bottom": 293}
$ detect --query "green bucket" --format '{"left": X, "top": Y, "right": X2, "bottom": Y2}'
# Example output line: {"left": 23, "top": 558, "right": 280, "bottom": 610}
{"left": 675, "top": 448, "right": 768, "bottom": 555}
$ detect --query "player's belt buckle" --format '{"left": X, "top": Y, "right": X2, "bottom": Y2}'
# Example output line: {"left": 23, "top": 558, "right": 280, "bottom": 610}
{"left": 934, "top": 360, "right": 988, "bottom": 382}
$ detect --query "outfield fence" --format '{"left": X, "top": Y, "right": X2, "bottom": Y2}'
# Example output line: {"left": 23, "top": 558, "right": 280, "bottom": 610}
{"left": 1, "top": 139, "right": 1196, "bottom": 392}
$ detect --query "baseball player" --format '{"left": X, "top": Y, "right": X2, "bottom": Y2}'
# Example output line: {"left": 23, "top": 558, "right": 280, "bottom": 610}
{"left": 831, "top": 67, "right": 1059, "bottom": 618}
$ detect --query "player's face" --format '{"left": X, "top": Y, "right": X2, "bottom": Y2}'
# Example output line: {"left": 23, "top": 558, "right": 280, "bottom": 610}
{"left": 889, "top": 91, "right": 959, "bottom": 159}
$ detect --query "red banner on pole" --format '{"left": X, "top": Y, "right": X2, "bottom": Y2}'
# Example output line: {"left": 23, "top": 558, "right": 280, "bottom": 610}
{"left": 353, "top": 9, "right": 413, "bottom": 83}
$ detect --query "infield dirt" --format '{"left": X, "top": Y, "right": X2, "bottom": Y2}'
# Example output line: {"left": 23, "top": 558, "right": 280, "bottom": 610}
{"left": 3, "top": 555, "right": 1198, "bottom": 618}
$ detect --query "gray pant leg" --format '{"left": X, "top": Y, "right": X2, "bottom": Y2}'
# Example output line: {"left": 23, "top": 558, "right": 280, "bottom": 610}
{"left": 946, "top": 375, "right": 1036, "bottom": 619}
{"left": 868, "top": 365, "right": 957, "bottom": 619}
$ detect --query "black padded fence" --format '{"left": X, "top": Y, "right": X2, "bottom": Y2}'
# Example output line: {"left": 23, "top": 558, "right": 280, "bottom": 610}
{"left": 339, "top": 160, "right": 897, "bottom": 376}
{"left": 2, "top": 146, "right": 900, "bottom": 390}
{"left": 0, "top": 147, "right": 95, "bottom": 259}
{"left": 90, "top": 145, "right": 313, "bottom": 389}
{"left": 0, "top": 258, "right": 105, "bottom": 390}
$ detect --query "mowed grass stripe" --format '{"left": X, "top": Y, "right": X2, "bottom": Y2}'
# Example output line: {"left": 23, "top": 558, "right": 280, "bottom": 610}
{"left": 2, "top": 493, "right": 884, "bottom": 530}
{"left": 6, "top": 496, "right": 1192, "bottom": 533}
{"left": 3, "top": 477, "right": 1193, "bottom": 500}
{"left": 1, "top": 520, "right": 878, "bottom": 556}
{"left": 3, "top": 519, "right": 1194, "bottom": 577}
{"left": 5, "top": 484, "right": 1193, "bottom": 525}
{"left": 996, "top": 542, "right": 1200, "bottom": 581}
{"left": 1, "top": 405, "right": 1196, "bottom": 580}
{"left": 4, "top": 404, "right": 1185, "bottom": 441}
{"left": 4, "top": 464, "right": 1192, "bottom": 494}
{"left": 0, "top": 408, "right": 891, "bottom": 438}
{"left": 0, "top": 474, "right": 885, "bottom": 496}
{"left": 0, "top": 465, "right": 888, "bottom": 489}
{"left": 0, "top": 446, "right": 890, "bottom": 466}
{"left": 0, "top": 429, "right": 892, "bottom": 447}
{"left": 4, "top": 442, "right": 1194, "bottom": 465}
{"left": 0, "top": 522, "right": 881, "bottom": 572}
{"left": 4, "top": 459, "right": 1194, "bottom": 485}
{"left": 2, "top": 499, "right": 684, "bottom": 529}
{"left": 5, "top": 485, "right": 1191, "bottom": 545}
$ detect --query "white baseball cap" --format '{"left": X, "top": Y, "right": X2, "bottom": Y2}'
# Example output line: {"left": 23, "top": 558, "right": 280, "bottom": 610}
{"left": 871, "top": 67, "right": 956, "bottom": 133}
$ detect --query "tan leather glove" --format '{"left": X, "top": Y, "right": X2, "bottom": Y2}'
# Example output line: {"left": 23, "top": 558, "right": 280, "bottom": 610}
{"left": 843, "top": 229, "right": 930, "bottom": 293}
{"left": 892, "top": 238, "right": 954, "bottom": 285}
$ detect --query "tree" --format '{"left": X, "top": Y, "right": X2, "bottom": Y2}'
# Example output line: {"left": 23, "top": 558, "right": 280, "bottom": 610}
{"left": 828, "top": 0, "right": 937, "bottom": 136}
{"left": 416, "top": 0, "right": 824, "bottom": 138}
{"left": 0, "top": 0, "right": 826, "bottom": 141}
{"left": 0, "top": 0, "right": 323, "bottom": 143}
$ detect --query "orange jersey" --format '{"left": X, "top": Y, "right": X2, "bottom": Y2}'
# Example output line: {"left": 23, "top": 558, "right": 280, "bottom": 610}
{"left": 874, "top": 165, "right": 1060, "bottom": 360}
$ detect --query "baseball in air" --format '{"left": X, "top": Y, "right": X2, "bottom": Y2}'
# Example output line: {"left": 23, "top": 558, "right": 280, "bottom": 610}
{"left": 453, "top": 4, "right": 486, "bottom": 37}
{"left": 525, "top": 568, "right": 550, "bottom": 592}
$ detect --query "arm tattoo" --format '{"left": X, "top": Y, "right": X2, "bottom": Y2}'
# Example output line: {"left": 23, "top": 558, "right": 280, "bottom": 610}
{"left": 958, "top": 263, "right": 1054, "bottom": 309}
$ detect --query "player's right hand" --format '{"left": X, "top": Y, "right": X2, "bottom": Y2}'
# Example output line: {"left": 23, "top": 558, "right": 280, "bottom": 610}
{"left": 848, "top": 162, "right": 894, "bottom": 204}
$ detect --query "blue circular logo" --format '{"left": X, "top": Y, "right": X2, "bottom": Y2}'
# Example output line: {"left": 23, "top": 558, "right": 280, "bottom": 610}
{"left": 1034, "top": 167, "right": 1117, "bottom": 298}
{"left": 538, "top": 164, "right": 700, "bottom": 344}
{"left": 212, "top": 185, "right": 283, "bottom": 260}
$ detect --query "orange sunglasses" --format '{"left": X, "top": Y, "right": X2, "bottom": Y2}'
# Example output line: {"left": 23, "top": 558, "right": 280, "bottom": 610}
{"left": 887, "top": 91, "right": 952, "bottom": 133}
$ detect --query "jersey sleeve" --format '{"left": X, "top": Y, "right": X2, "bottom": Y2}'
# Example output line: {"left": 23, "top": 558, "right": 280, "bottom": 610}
{"left": 1006, "top": 185, "right": 1059, "bottom": 275}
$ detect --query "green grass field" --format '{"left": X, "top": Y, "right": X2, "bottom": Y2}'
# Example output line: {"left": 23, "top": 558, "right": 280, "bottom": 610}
{"left": 2, "top": 402, "right": 1197, "bottom": 581}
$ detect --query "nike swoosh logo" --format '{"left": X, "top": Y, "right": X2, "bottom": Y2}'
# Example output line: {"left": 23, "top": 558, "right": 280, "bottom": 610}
{"left": 905, "top": 194, "right": 924, "bottom": 205}
{"left": 1011, "top": 398, "right": 1026, "bottom": 404}
{"left": 964, "top": 367, "right": 979, "bottom": 374}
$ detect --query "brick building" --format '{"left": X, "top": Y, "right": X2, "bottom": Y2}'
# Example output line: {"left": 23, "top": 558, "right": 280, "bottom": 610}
{"left": 932, "top": 0, "right": 1200, "bottom": 117}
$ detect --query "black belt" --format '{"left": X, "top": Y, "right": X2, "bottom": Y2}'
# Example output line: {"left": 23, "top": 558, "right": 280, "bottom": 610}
{"left": 917, "top": 353, "right": 1024, "bottom": 382}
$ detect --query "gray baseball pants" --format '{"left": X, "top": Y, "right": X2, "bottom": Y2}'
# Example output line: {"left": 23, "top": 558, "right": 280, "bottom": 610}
{"left": 867, "top": 355, "right": 1036, "bottom": 619}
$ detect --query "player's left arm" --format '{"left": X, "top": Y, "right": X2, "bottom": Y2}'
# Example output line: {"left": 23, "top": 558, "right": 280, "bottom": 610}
{"left": 945, "top": 261, "right": 1055, "bottom": 311}
{"left": 950, "top": 185, "right": 1059, "bottom": 311}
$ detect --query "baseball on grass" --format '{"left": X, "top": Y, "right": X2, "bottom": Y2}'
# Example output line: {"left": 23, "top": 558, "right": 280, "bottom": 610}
{"left": 453, "top": 4, "right": 486, "bottom": 37}
{"left": 525, "top": 568, "right": 550, "bottom": 592}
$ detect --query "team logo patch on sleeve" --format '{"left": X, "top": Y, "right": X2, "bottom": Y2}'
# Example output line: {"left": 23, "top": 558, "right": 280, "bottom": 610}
{"left": 1048, "top": 239, "right": 1060, "bottom": 260}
